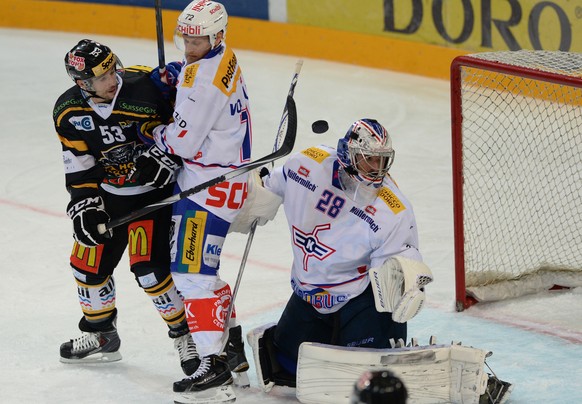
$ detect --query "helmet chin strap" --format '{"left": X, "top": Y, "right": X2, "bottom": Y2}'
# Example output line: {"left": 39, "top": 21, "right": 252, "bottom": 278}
{"left": 345, "top": 165, "right": 359, "bottom": 176}
{"left": 79, "top": 81, "right": 113, "bottom": 103}
{"left": 78, "top": 80, "right": 99, "bottom": 99}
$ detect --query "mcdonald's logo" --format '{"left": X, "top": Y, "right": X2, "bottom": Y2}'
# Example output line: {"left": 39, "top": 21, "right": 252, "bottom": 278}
{"left": 128, "top": 220, "right": 153, "bottom": 265}
{"left": 70, "top": 242, "right": 103, "bottom": 273}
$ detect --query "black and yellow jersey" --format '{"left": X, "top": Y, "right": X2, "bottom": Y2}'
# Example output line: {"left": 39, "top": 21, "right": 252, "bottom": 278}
{"left": 53, "top": 67, "right": 172, "bottom": 201}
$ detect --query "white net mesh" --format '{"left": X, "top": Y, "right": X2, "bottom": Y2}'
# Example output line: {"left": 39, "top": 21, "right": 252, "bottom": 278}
{"left": 455, "top": 50, "right": 582, "bottom": 302}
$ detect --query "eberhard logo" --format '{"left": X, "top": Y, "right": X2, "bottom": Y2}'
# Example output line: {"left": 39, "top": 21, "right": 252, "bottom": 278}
{"left": 301, "top": 147, "right": 329, "bottom": 163}
{"left": 181, "top": 211, "right": 207, "bottom": 272}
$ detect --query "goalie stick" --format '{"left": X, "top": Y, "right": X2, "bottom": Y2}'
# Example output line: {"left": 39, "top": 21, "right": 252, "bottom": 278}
{"left": 97, "top": 92, "right": 298, "bottom": 233}
{"left": 221, "top": 59, "right": 303, "bottom": 347}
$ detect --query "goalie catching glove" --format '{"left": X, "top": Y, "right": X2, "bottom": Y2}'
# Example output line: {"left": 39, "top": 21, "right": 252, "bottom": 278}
{"left": 369, "top": 256, "right": 433, "bottom": 323}
{"left": 228, "top": 168, "right": 283, "bottom": 234}
{"left": 128, "top": 144, "right": 181, "bottom": 188}
{"left": 67, "top": 196, "right": 112, "bottom": 247}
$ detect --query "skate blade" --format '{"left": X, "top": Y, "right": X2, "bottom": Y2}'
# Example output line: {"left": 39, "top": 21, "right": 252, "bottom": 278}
{"left": 60, "top": 351, "right": 122, "bottom": 364}
{"left": 230, "top": 361, "right": 249, "bottom": 373}
{"left": 174, "top": 384, "right": 236, "bottom": 404}
{"left": 232, "top": 371, "right": 250, "bottom": 389}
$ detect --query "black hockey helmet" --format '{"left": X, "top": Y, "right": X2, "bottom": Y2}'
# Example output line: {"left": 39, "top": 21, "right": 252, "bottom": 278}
{"left": 350, "top": 370, "right": 408, "bottom": 404}
{"left": 64, "top": 39, "right": 123, "bottom": 82}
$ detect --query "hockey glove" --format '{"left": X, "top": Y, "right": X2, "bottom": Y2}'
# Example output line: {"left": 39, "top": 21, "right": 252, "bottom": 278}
{"left": 228, "top": 169, "right": 283, "bottom": 234}
{"left": 369, "top": 256, "right": 433, "bottom": 323}
{"left": 67, "top": 196, "right": 112, "bottom": 247}
{"left": 128, "top": 144, "right": 181, "bottom": 188}
{"left": 150, "top": 62, "right": 182, "bottom": 99}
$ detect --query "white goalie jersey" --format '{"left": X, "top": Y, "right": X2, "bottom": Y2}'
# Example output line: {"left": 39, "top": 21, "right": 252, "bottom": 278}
{"left": 263, "top": 145, "right": 422, "bottom": 314}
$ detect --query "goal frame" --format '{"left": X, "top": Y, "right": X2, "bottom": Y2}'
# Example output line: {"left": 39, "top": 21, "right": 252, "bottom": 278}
{"left": 450, "top": 52, "right": 582, "bottom": 311}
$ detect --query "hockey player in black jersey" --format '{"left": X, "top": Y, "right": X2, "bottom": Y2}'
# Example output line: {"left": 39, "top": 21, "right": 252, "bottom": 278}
{"left": 54, "top": 39, "right": 198, "bottom": 376}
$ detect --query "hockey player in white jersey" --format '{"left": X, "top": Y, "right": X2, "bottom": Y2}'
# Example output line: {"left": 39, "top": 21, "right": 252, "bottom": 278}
{"left": 129, "top": 1, "right": 250, "bottom": 402}
{"left": 246, "top": 118, "right": 434, "bottom": 389}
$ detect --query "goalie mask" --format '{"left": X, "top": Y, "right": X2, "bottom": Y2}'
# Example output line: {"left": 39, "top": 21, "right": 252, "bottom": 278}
{"left": 65, "top": 39, "right": 124, "bottom": 90}
{"left": 174, "top": 0, "right": 228, "bottom": 51}
{"left": 350, "top": 370, "right": 408, "bottom": 404}
{"left": 337, "top": 119, "right": 395, "bottom": 185}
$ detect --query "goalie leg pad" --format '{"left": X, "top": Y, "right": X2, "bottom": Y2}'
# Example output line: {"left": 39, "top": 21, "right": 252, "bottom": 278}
{"left": 246, "top": 323, "right": 296, "bottom": 392}
{"left": 296, "top": 341, "right": 489, "bottom": 404}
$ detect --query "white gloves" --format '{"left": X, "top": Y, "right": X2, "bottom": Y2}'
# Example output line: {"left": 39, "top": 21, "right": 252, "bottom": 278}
{"left": 228, "top": 169, "right": 283, "bottom": 234}
{"left": 369, "top": 256, "right": 433, "bottom": 323}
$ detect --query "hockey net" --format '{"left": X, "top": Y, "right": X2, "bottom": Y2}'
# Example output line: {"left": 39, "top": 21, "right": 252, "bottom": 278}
{"left": 451, "top": 51, "right": 582, "bottom": 310}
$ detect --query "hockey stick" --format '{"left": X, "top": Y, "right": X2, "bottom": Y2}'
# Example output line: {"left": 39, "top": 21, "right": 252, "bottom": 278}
{"left": 221, "top": 60, "right": 303, "bottom": 351}
{"left": 98, "top": 88, "right": 298, "bottom": 234}
{"left": 154, "top": 0, "right": 166, "bottom": 72}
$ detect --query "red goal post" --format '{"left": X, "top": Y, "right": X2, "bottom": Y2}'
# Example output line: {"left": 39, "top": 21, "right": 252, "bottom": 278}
{"left": 450, "top": 51, "right": 582, "bottom": 311}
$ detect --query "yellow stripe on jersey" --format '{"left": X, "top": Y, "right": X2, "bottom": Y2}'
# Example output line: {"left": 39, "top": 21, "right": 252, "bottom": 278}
{"left": 182, "top": 64, "right": 199, "bottom": 88}
{"left": 70, "top": 183, "right": 99, "bottom": 189}
{"left": 56, "top": 107, "right": 157, "bottom": 127}
{"left": 301, "top": 147, "right": 330, "bottom": 163}
{"left": 58, "top": 134, "right": 89, "bottom": 152}
{"left": 213, "top": 47, "right": 240, "bottom": 97}
{"left": 378, "top": 187, "right": 406, "bottom": 214}
{"left": 55, "top": 106, "right": 95, "bottom": 126}
{"left": 125, "top": 65, "right": 153, "bottom": 74}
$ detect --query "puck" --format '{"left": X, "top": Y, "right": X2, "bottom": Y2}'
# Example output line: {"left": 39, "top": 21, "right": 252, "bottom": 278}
{"left": 311, "top": 120, "right": 329, "bottom": 134}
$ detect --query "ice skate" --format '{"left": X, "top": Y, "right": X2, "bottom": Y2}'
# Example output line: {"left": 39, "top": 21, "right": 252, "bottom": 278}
{"left": 173, "top": 354, "right": 235, "bottom": 404}
{"left": 172, "top": 332, "right": 200, "bottom": 376}
{"left": 226, "top": 325, "right": 250, "bottom": 388}
{"left": 60, "top": 320, "right": 121, "bottom": 363}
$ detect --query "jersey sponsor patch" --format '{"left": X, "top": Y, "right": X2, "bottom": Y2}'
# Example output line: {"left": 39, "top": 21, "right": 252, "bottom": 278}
{"left": 203, "top": 234, "right": 224, "bottom": 268}
{"left": 378, "top": 187, "right": 405, "bottom": 214}
{"left": 69, "top": 115, "right": 95, "bottom": 131}
{"left": 287, "top": 168, "right": 317, "bottom": 192}
{"left": 180, "top": 211, "right": 207, "bottom": 272}
{"left": 170, "top": 215, "right": 182, "bottom": 263}
{"left": 182, "top": 64, "right": 199, "bottom": 88}
{"left": 298, "top": 166, "right": 310, "bottom": 177}
{"left": 301, "top": 147, "right": 329, "bottom": 163}
{"left": 183, "top": 284, "right": 231, "bottom": 333}
{"left": 70, "top": 243, "right": 104, "bottom": 273}
{"left": 349, "top": 206, "right": 380, "bottom": 233}
{"left": 213, "top": 47, "right": 240, "bottom": 96}
{"left": 128, "top": 220, "right": 153, "bottom": 265}
{"left": 291, "top": 279, "right": 348, "bottom": 310}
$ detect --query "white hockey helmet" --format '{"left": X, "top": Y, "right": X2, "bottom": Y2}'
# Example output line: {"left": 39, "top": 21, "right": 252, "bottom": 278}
{"left": 337, "top": 118, "right": 395, "bottom": 184}
{"left": 174, "top": 0, "right": 228, "bottom": 50}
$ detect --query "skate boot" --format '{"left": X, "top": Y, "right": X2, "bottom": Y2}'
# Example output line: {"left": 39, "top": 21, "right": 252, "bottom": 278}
{"left": 226, "top": 325, "right": 250, "bottom": 388}
{"left": 60, "top": 311, "right": 121, "bottom": 363}
{"left": 169, "top": 324, "right": 200, "bottom": 376}
{"left": 173, "top": 354, "right": 235, "bottom": 404}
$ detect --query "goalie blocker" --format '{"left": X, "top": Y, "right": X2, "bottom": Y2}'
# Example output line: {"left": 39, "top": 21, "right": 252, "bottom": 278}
{"left": 247, "top": 325, "right": 512, "bottom": 404}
